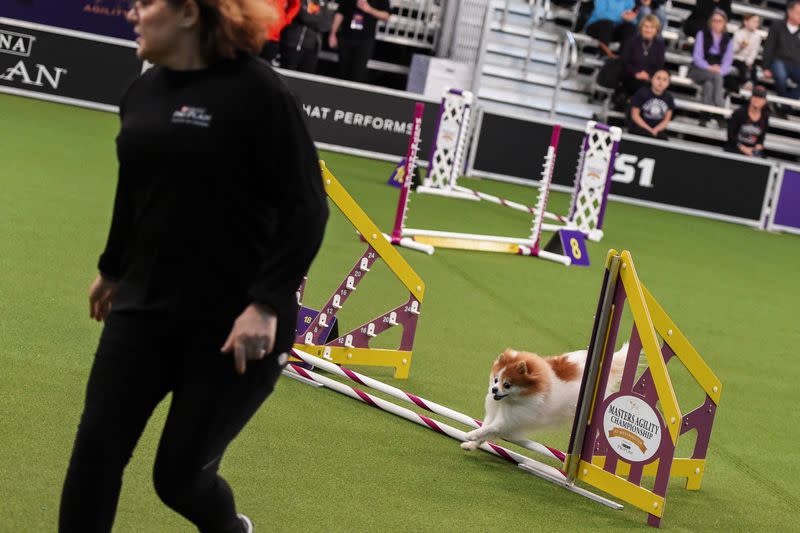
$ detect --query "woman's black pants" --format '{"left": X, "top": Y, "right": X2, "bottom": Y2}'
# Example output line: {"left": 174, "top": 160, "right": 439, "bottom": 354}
{"left": 59, "top": 311, "right": 284, "bottom": 533}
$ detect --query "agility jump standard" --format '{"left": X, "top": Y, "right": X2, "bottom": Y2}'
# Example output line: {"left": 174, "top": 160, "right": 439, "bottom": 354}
{"left": 563, "top": 249, "right": 723, "bottom": 527}
{"left": 293, "top": 162, "right": 426, "bottom": 379}
{"left": 391, "top": 117, "right": 573, "bottom": 264}
{"left": 283, "top": 353, "right": 622, "bottom": 510}
{"left": 417, "top": 89, "right": 622, "bottom": 242}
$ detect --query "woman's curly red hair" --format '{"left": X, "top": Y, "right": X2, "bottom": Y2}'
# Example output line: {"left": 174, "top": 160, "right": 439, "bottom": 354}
{"left": 168, "top": 0, "right": 278, "bottom": 61}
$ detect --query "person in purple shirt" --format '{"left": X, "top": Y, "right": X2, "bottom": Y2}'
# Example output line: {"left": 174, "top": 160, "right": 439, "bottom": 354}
{"left": 688, "top": 9, "right": 735, "bottom": 125}
{"left": 620, "top": 15, "right": 666, "bottom": 96}
{"left": 683, "top": 0, "right": 732, "bottom": 41}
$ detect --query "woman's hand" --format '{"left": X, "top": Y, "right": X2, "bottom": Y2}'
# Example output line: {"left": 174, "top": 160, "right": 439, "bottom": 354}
{"left": 622, "top": 10, "right": 637, "bottom": 21}
{"left": 221, "top": 303, "right": 277, "bottom": 375}
{"left": 89, "top": 274, "right": 118, "bottom": 322}
{"left": 328, "top": 32, "right": 338, "bottom": 49}
{"left": 635, "top": 70, "right": 650, "bottom": 80}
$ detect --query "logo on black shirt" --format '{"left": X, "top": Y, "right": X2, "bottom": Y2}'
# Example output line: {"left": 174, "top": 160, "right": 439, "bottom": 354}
{"left": 172, "top": 106, "right": 212, "bottom": 128}
{"left": 642, "top": 98, "right": 669, "bottom": 121}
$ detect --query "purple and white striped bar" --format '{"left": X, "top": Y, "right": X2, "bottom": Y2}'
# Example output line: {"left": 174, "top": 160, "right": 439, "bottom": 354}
{"left": 291, "top": 348, "right": 565, "bottom": 463}
{"left": 283, "top": 362, "right": 622, "bottom": 509}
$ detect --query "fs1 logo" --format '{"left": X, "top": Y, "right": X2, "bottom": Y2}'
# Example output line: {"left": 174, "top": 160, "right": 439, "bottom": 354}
{"left": 0, "top": 29, "right": 68, "bottom": 89}
{"left": 611, "top": 154, "right": 656, "bottom": 188}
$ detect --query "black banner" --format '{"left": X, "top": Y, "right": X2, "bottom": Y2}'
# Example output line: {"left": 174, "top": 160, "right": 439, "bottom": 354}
{"left": 0, "top": 21, "right": 141, "bottom": 107}
{"left": 3, "top": 0, "right": 135, "bottom": 40}
{"left": 473, "top": 113, "right": 772, "bottom": 223}
{"left": 281, "top": 71, "right": 440, "bottom": 162}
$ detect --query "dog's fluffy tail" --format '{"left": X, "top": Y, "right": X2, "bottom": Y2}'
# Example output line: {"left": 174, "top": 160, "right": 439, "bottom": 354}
{"left": 608, "top": 342, "right": 630, "bottom": 387}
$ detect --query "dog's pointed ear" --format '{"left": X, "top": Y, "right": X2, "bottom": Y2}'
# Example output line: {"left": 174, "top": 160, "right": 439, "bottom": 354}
{"left": 496, "top": 353, "right": 505, "bottom": 363}
{"left": 517, "top": 361, "right": 528, "bottom": 374}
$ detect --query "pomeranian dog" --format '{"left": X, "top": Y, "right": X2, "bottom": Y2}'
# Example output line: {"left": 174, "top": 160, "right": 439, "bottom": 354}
{"left": 461, "top": 343, "right": 629, "bottom": 451}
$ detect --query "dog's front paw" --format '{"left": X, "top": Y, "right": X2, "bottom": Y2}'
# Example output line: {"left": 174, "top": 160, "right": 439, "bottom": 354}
{"left": 460, "top": 440, "right": 480, "bottom": 451}
{"left": 464, "top": 429, "right": 480, "bottom": 441}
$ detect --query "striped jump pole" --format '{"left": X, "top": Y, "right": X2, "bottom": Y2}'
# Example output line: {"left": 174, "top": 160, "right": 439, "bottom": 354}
{"left": 388, "top": 102, "right": 433, "bottom": 255}
{"left": 290, "top": 348, "right": 565, "bottom": 463}
{"left": 283, "top": 362, "right": 622, "bottom": 510}
{"left": 448, "top": 185, "right": 571, "bottom": 226}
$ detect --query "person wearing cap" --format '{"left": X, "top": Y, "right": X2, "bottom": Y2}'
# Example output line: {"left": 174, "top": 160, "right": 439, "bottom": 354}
{"left": 762, "top": 0, "right": 800, "bottom": 100}
{"left": 726, "top": 86, "right": 770, "bottom": 157}
{"left": 688, "top": 9, "right": 735, "bottom": 125}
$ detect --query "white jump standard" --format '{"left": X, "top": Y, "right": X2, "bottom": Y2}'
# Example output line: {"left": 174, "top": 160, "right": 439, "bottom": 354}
{"left": 416, "top": 89, "right": 622, "bottom": 242}
{"left": 392, "top": 123, "right": 573, "bottom": 264}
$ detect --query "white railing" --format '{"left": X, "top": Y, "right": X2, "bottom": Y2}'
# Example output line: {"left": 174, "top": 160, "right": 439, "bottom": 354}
{"left": 473, "top": 0, "right": 579, "bottom": 118}
{"left": 377, "top": 0, "right": 446, "bottom": 50}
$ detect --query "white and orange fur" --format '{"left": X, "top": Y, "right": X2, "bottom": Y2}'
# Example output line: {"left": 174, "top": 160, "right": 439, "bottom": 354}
{"left": 461, "top": 343, "right": 629, "bottom": 451}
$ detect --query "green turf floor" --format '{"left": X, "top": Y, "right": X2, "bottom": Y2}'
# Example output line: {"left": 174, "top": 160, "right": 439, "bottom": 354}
{"left": 2, "top": 92, "right": 799, "bottom": 532}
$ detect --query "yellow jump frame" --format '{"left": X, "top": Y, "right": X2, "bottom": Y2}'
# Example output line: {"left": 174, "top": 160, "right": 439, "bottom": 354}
{"left": 292, "top": 162, "right": 426, "bottom": 379}
{"left": 564, "top": 250, "right": 722, "bottom": 527}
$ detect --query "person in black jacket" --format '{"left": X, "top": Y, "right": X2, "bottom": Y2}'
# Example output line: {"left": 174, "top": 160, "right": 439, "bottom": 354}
{"left": 762, "top": 0, "right": 800, "bottom": 100}
{"left": 328, "top": 0, "right": 391, "bottom": 82}
{"left": 726, "top": 85, "right": 770, "bottom": 156}
{"left": 280, "top": 0, "right": 336, "bottom": 73}
{"left": 683, "top": 0, "right": 732, "bottom": 41}
{"left": 59, "top": 1, "right": 329, "bottom": 532}
{"left": 620, "top": 15, "right": 666, "bottom": 96}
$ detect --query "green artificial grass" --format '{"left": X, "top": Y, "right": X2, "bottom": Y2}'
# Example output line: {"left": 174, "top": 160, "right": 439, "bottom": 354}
{"left": 1, "top": 92, "right": 799, "bottom": 532}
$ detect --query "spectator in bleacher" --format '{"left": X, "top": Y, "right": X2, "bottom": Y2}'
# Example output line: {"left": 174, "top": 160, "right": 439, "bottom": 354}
{"left": 620, "top": 15, "right": 666, "bottom": 96}
{"left": 726, "top": 85, "right": 770, "bottom": 156}
{"left": 628, "top": 69, "right": 675, "bottom": 138}
{"left": 762, "top": 0, "right": 800, "bottom": 101}
{"left": 635, "top": 0, "right": 667, "bottom": 36}
{"left": 328, "top": 0, "right": 391, "bottom": 82}
{"left": 732, "top": 14, "right": 762, "bottom": 92}
{"left": 688, "top": 9, "right": 735, "bottom": 124}
{"left": 280, "top": 0, "right": 335, "bottom": 73}
{"left": 682, "top": 0, "right": 731, "bottom": 42}
{"left": 585, "top": 0, "right": 638, "bottom": 58}
{"left": 261, "top": 0, "right": 300, "bottom": 63}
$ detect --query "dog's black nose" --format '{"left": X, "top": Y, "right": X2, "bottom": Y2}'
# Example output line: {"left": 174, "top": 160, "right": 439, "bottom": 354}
{"left": 491, "top": 386, "right": 498, "bottom": 394}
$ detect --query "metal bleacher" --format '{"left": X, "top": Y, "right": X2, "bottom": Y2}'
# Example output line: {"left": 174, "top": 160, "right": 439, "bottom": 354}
{"left": 469, "top": 0, "right": 800, "bottom": 161}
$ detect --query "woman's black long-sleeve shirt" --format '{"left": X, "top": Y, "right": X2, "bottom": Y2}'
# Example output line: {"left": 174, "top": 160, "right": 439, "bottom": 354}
{"left": 98, "top": 54, "right": 328, "bottom": 352}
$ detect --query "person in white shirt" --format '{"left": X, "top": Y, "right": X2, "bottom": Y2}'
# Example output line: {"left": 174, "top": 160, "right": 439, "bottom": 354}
{"left": 732, "top": 14, "right": 761, "bottom": 91}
